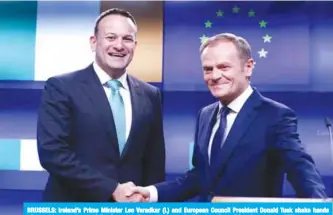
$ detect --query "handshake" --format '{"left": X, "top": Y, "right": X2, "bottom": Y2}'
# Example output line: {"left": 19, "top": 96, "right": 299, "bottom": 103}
{"left": 112, "top": 182, "right": 151, "bottom": 202}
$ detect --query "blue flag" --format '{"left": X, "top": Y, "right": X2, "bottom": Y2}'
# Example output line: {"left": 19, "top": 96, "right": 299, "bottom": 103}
{"left": 163, "top": 2, "right": 310, "bottom": 91}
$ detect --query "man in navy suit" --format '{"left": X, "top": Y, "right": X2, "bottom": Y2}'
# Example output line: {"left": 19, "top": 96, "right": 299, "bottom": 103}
{"left": 131, "top": 33, "right": 327, "bottom": 201}
{"left": 37, "top": 8, "right": 165, "bottom": 202}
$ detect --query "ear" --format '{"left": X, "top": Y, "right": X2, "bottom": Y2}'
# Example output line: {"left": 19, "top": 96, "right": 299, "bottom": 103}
{"left": 89, "top": 35, "right": 97, "bottom": 52}
{"left": 244, "top": 58, "right": 254, "bottom": 79}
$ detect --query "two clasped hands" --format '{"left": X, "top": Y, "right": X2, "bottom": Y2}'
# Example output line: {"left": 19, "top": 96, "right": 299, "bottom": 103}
{"left": 112, "top": 182, "right": 151, "bottom": 202}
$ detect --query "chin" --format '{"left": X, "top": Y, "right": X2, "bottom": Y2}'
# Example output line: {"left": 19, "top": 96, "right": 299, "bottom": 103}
{"left": 107, "top": 63, "right": 127, "bottom": 70}
{"left": 107, "top": 59, "right": 128, "bottom": 67}
{"left": 210, "top": 87, "right": 226, "bottom": 96}
{"left": 211, "top": 91, "right": 224, "bottom": 99}
{"left": 212, "top": 91, "right": 228, "bottom": 100}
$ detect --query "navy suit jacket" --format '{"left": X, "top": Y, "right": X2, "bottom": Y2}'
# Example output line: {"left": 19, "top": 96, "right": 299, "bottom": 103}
{"left": 37, "top": 64, "right": 165, "bottom": 201}
{"left": 156, "top": 88, "right": 327, "bottom": 201}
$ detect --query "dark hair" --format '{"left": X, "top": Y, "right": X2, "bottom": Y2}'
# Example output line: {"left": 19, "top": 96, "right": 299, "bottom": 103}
{"left": 94, "top": 8, "right": 137, "bottom": 35}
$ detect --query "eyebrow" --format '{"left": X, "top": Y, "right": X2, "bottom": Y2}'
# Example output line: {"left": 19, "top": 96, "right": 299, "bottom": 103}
{"left": 217, "top": 62, "right": 232, "bottom": 66}
{"left": 203, "top": 65, "right": 213, "bottom": 70}
{"left": 105, "top": 33, "right": 135, "bottom": 38}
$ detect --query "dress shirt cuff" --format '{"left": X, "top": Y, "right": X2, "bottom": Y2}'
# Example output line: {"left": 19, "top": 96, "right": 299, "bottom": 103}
{"left": 145, "top": 185, "right": 158, "bottom": 202}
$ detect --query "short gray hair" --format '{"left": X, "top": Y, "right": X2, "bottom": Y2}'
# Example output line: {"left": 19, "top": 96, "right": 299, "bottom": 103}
{"left": 199, "top": 33, "right": 252, "bottom": 61}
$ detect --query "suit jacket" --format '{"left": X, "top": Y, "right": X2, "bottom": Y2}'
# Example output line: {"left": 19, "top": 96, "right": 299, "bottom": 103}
{"left": 37, "top": 64, "right": 165, "bottom": 201}
{"left": 156, "top": 88, "right": 327, "bottom": 201}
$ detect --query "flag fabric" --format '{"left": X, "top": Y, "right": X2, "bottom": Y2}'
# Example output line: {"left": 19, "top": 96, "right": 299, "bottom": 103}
{"left": 0, "top": 2, "right": 37, "bottom": 80}
{"left": 34, "top": 1, "right": 99, "bottom": 81}
{"left": 163, "top": 1, "right": 311, "bottom": 91}
{"left": 0, "top": 138, "right": 44, "bottom": 171}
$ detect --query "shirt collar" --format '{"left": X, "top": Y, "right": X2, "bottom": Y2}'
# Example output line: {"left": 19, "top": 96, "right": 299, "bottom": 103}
{"left": 93, "top": 61, "right": 129, "bottom": 90}
{"left": 218, "top": 85, "right": 253, "bottom": 114}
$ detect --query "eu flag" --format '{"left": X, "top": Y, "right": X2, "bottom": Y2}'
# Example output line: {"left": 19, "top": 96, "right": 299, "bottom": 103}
{"left": 163, "top": 2, "right": 311, "bottom": 91}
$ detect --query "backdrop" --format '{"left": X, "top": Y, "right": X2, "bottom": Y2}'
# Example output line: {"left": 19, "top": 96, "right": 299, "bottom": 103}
{"left": 0, "top": 1, "right": 333, "bottom": 196}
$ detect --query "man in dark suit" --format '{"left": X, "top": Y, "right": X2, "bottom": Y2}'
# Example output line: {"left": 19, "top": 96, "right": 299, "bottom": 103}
{"left": 37, "top": 8, "right": 165, "bottom": 202}
{"left": 131, "top": 33, "right": 327, "bottom": 201}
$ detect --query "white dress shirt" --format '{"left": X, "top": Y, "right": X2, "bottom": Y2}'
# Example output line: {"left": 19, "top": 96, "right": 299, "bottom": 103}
{"left": 93, "top": 62, "right": 132, "bottom": 141}
{"left": 146, "top": 85, "right": 254, "bottom": 202}
{"left": 207, "top": 85, "right": 253, "bottom": 162}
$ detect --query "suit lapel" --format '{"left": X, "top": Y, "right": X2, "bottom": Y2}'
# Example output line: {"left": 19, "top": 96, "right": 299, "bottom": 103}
{"left": 79, "top": 64, "right": 120, "bottom": 155}
{"left": 211, "top": 89, "right": 263, "bottom": 179}
{"left": 198, "top": 103, "right": 219, "bottom": 168}
{"left": 120, "top": 75, "right": 144, "bottom": 159}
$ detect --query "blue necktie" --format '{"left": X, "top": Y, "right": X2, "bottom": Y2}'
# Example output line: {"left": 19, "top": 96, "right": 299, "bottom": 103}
{"left": 210, "top": 106, "right": 230, "bottom": 166}
{"left": 107, "top": 80, "right": 126, "bottom": 154}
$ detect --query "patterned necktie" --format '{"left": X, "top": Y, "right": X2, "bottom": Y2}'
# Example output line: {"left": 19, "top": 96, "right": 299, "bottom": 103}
{"left": 107, "top": 80, "right": 126, "bottom": 154}
{"left": 210, "top": 106, "right": 230, "bottom": 166}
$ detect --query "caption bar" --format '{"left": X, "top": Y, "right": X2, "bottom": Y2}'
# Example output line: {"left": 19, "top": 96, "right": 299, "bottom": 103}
{"left": 24, "top": 202, "right": 332, "bottom": 215}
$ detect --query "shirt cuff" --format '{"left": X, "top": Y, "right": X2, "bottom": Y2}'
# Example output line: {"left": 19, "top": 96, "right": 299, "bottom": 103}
{"left": 145, "top": 185, "right": 158, "bottom": 202}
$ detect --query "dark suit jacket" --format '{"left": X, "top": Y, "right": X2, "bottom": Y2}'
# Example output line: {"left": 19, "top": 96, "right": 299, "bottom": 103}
{"left": 156, "top": 88, "right": 327, "bottom": 201}
{"left": 37, "top": 64, "right": 165, "bottom": 201}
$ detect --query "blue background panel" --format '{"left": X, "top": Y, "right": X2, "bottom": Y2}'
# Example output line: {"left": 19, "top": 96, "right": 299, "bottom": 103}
{"left": 0, "top": 139, "right": 20, "bottom": 170}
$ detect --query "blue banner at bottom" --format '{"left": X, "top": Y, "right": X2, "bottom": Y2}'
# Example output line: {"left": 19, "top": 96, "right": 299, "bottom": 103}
{"left": 23, "top": 202, "right": 332, "bottom": 215}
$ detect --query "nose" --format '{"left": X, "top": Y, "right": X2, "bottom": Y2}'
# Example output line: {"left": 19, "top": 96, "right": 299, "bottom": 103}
{"left": 211, "top": 69, "right": 221, "bottom": 80}
{"left": 113, "top": 38, "right": 124, "bottom": 50}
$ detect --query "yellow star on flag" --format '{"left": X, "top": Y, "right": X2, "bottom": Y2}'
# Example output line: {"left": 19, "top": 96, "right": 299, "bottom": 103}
{"left": 205, "top": 20, "right": 212, "bottom": 28}
{"left": 216, "top": 10, "right": 224, "bottom": 17}
{"left": 200, "top": 34, "right": 209, "bottom": 44}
